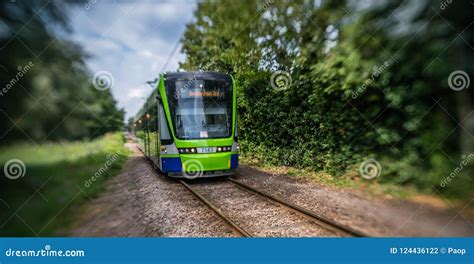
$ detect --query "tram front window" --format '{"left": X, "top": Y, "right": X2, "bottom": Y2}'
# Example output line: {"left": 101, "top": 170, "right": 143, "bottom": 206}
{"left": 167, "top": 78, "right": 233, "bottom": 139}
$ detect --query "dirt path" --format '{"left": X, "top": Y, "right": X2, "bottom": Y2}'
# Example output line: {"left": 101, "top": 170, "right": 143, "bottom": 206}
{"left": 66, "top": 143, "right": 473, "bottom": 237}
{"left": 66, "top": 143, "right": 235, "bottom": 237}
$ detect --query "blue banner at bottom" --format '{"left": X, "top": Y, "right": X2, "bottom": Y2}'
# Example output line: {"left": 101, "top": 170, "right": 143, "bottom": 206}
{"left": 0, "top": 238, "right": 472, "bottom": 263}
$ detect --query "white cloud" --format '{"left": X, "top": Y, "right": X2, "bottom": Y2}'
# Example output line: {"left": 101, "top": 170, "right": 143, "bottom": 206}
{"left": 137, "top": 50, "right": 154, "bottom": 58}
{"left": 127, "top": 86, "right": 148, "bottom": 100}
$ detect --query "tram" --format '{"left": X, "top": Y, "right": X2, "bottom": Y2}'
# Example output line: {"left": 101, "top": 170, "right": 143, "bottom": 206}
{"left": 134, "top": 72, "right": 238, "bottom": 178}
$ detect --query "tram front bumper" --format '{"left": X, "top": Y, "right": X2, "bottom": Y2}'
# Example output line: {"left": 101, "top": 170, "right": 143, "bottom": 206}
{"left": 162, "top": 153, "right": 238, "bottom": 178}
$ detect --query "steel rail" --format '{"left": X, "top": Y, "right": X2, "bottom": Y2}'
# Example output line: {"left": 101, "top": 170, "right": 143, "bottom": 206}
{"left": 180, "top": 180, "right": 253, "bottom": 238}
{"left": 228, "top": 178, "right": 369, "bottom": 237}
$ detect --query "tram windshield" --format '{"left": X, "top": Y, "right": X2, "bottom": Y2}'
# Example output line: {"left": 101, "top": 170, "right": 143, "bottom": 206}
{"left": 166, "top": 78, "right": 233, "bottom": 139}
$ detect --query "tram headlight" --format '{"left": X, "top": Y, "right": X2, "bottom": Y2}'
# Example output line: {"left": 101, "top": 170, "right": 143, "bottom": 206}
{"left": 160, "top": 145, "right": 167, "bottom": 154}
{"left": 216, "top": 146, "right": 232, "bottom": 152}
{"left": 178, "top": 148, "right": 198, "bottom": 154}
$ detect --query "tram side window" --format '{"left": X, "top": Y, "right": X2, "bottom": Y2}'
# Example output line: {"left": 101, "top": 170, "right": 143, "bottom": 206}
{"left": 159, "top": 103, "right": 172, "bottom": 143}
{"left": 153, "top": 105, "right": 159, "bottom": 133}
{"left": 135, "top": 117, "right": 146, "bottom": 150}
{"left": 148, "top": 110, "right": 157, "bottom": 133}
{"left": 146, "top": 107, "right": 159, "bottom": 158}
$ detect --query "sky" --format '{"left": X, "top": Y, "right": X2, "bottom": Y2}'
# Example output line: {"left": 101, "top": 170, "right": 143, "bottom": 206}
{"left": 67, "top": 0, "right": 197, "bottom": 119}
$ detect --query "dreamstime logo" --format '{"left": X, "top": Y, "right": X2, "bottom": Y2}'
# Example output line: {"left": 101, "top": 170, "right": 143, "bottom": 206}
{"left": 270, "top": 70, "right": 292, "bottom": 91}
{"left": 3, "top": 159, "right": 26, "bottom": 180}
{"left": 84, "top": 0, "right": 97, "bottom": 10}
{"left": 84, "top": 153, "right": 119, "bottom": 188}
{"left": 92, "top": 70, "right": 114, "bottom": 91}
{"left": 258, "top": 0, "right": 275, "bottom": 13}
{"left": 352, "top": 60, "right": 392, "bottom": 99}
{"left": 183, "top": 159, "right": 204, "bottom": 179}
{"left": 440, "top": 153, "right": 473, "bottom": 188}
{"left": 359, "top": 159, "right": 381, "bottom": 180}
{"left": 440, "top": 0, "right": 452, "bottom": 10}
{"left": 5, "top": 244, "right": 85, "bottom": 258}
{"left": 448, "top": 70, "right": 470, "bottom": 91}
{"left": 282, "top": 144, "right": 311, "bottom": 166}
{"left": 262, "top": 172, "right": 279, "bottom": 188}
{"left": 0, "top": 61, "right": 34, "bottom": 97}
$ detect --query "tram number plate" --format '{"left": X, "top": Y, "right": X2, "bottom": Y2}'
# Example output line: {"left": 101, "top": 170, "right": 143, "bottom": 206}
{"left": 197, "top": 147, "right": 216, "bottom": 153}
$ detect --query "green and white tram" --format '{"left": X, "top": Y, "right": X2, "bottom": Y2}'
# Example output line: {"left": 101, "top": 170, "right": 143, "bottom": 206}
{"left": 134, "top": 72, "right": 238, "bottom": 178}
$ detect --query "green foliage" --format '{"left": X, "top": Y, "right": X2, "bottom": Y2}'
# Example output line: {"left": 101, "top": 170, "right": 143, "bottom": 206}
{"left": 0, "top": 1, "right": 124, "bottom": 144}
{"left": 181, "top": 0, "right": 474, "bottom": 199}
{"left": 0, "top": 133, "right": 130, "bottom": 236}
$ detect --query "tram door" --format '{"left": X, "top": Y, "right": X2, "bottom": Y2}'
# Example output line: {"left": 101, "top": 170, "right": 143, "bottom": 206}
{"left": 157, "top": 98, "right": 172, "bottom": 171}
{"left": 157, "top": 100, "right": 163, "bottom": 170}
{"left": 153, "top": 103, "right": 160, "bottom": 165}
{"left": 145, "top": 117, "right": 150, "bottom": 157}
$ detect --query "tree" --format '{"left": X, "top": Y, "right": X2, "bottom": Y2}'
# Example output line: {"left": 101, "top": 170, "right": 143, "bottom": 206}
{"left": 0, "top": 1, "right": 124, "bottom": 143}
{"left": 180, "top": 0, "right": 473, "bottom": 198}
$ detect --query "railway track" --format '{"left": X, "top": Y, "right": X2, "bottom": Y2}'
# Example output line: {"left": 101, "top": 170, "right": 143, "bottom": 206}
{"left": 180, "top": 180, "right": 252, "bottom": 237}
{"left": 180, "top": 178, "right": 369, "bottom": 238}
{"left": 139, "top": 146, "right": 367, "bottom": 237}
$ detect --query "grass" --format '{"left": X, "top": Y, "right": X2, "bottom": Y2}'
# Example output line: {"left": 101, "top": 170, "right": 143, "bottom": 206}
{"left": 0, "top": 133, "right": 130, "bottom": 236}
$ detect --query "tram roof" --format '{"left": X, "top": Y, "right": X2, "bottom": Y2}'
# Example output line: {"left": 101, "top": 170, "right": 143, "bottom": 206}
{"left": 164, "top": 71, "right": 231, "bottom": 82}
